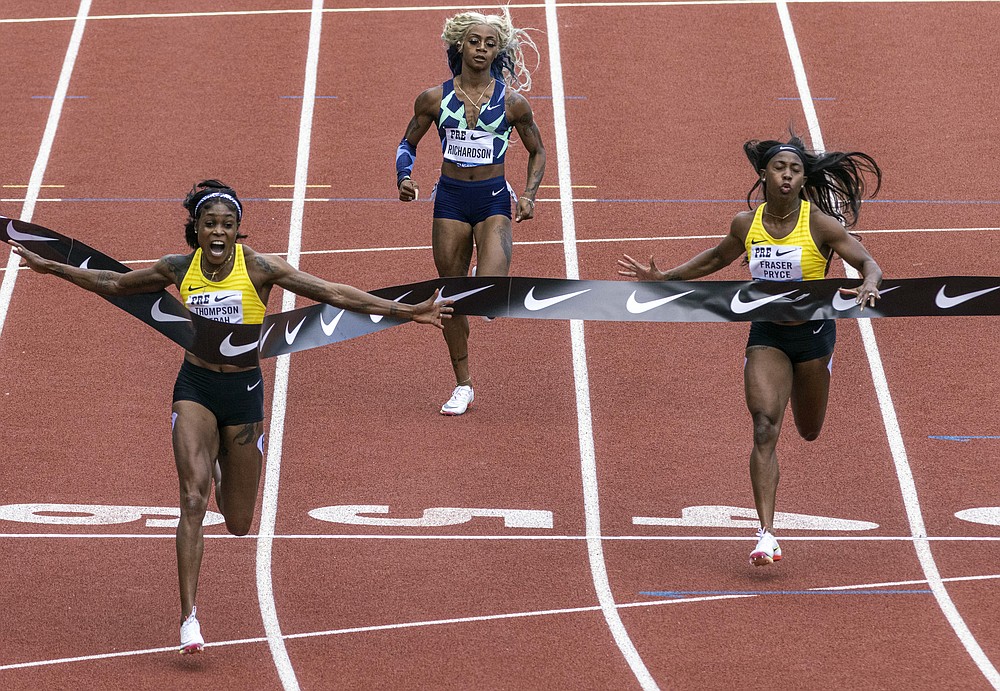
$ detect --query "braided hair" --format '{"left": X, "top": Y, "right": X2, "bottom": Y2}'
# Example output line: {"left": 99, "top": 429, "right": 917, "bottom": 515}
{"left": 744, "top": 134, "right": 882, "bottom": 228}
{"left": 441, "top": 7, "right": 538, "bottom": 91}
{"left": 182, "top": 179, "right": 245, "bottom": 249}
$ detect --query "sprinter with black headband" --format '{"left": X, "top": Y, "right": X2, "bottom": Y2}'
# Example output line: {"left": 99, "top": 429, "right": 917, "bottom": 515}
{"left": 618, "top": 135, "right": 883, "bottom": 567}
{"left": 10, "top": 179, "right": 451, "bottom": 653}
{"left": 395, "top": 7, "right": 545, "bottom": 416}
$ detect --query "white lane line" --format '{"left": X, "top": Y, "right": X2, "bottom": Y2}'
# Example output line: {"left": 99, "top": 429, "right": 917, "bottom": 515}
{"left": 254, "top": 3, "right": 324, "bottom": 690}
{"left": 544, "top": 0, "right": 658, "bottom": 688}
{"left": 5, "top": 571, "right": 998, "bottom": 672}
{"left": 0, "top": 0, "right": 91, "bottom": 343}
{"left": 776, "top": 1, "right": 1000, "bottom": 686}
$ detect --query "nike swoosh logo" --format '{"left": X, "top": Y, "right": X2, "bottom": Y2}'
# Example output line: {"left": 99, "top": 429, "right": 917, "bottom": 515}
{"left": 371, "top": 291, "right": 412, "bottom": 323}
{"left": 187, "top": 285, "right": 207, "bottom": 292}
{"left": 832, "top": 285, "right": 900, "bottom": 311}
{"left": 213, "top": 294, "right": 230, "bottom": 302}
{"left": 750, "top": 239, "right": 765, "bottom": 245}
{"left": 151, "top": 297, "right": 190, "bottom": 323}
{"left": 625, "top": 289, "right": 695, "bottom": 314}
{"left": 469, "top": 133, "right": 490, "bottom": 141}
{"left": 483, "top": 102, "right": 502, "bottom": 112}
{"left": 284, "top": 317, "right": 307, "bottom": 344}
{"left": 79, "top": 257, "right": 91, "bottom": 269}
{"left": 436, "top": 285, "right": 493, "bottom": 303}
{"left": 524, "top": 286, "right": 591, "bottom": 311}
{"left": 934, "top": 285, "right": 1000, "bottom": 309}
{"left": 776, "top": 248, "right": 799, "bottom": 257}
{"left": 247, "top": 379, "right": 262, "bottom": 392}
{"left": 258, "top": 323, "right": 275, "bottom": 348}
{"left": 219, "top": 333, "right": 259, "bottom": 357}
{"left": 320, "top": 309, "right": 345, "bottom": 336}
{"left": 813, "top": 324, "right": 824, "bottom": 334}
{"left": 729, "top": 289, "right": 799, "bottom": 314}
{"left": 491, "top": 188, "right": 504, "bottom": 196}
{"left": 6, "top": 220, "right": 57, "bottom": 243}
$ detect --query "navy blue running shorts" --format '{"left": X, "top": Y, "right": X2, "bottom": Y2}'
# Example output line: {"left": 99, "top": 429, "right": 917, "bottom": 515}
{"left": 746, "top": 320, "right": 836, "bottom": 364}
{"left": 433, "top": 174, "right": 512, "bottom": 225}
{"left": 172, "top": 360, "right": 265, "bottom": 426}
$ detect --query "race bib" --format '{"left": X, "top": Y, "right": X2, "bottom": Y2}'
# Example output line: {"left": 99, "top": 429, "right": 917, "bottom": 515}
{"left": 186, "top": 290, "right": 245, "bottom": 323}
{"left": 748, "top": 244, "right": 803, "bottom": 281}
{"left": 442, "top": 128, "right": 495, "bottom": 165}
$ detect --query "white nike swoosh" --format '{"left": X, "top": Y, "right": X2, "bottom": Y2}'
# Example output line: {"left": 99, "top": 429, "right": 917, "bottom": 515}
{"left": 524, "top": 286, "right": 591, "bottom": 311}
{"left": 150, "top": 297, "right": 190, "bottom": 323}
{"left": 813, "top": 324, "right": 824, "bottom": 334}
{"left": 79, "top": 257, "right": 91, "bottom": 269}
{"left": 436, "top": 285, "right": 493, "bottom": 303}
{"left": 491, "top": 188, "right": 504, "bottom": 196}
{"left": 625, "top": 289, "right": 695, "bottom": 314}
{"left": 729, "top": 289, "right": 799, "bottom": 314}
{"left": 258, "top": 323, "right": 275, "bottom": 348}
{"left": 247, "top": 379, "right": 262, "bottom": 392}
{"left": 832, "top": 285, "right": 900, "bottom": 311}
{"left": 372, "top": 291, "right": 412, "bottom": 323}
{"left": 483, "top": 102, "right": 502, "bottom": 112}
{"left": 284, "top": 317, "right": 307, "bottom": 344}
{"left": 320, "top": 309, "right": 345, "bottom": 336}
{"left": 934, "top": 285, "right": 1000, "bottom": 309}
{"left": 7, "top": 220, "right": 57, "bottom": 243}
{"left": 219, "top": 333, "right": 259, "bottom": 357}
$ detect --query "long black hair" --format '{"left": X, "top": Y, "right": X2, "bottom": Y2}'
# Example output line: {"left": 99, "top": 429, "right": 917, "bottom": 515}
{"left": 744, "top": 134, "right": 882, "bottom": 228}
{"left": 182, "top": 179, "right": 246, "bottom": 249}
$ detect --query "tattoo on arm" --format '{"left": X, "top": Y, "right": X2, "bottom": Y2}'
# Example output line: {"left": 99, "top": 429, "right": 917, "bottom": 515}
{"left": 389, "top": 303, "right": 400, "bottom": 317}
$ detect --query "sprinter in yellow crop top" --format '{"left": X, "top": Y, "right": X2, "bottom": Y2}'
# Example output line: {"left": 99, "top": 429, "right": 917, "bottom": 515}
{"left": 11, "top": 179, "right": 451, "bottom": 654}
{"left": 618, "top": 135, "right": 884, "bottom": 569}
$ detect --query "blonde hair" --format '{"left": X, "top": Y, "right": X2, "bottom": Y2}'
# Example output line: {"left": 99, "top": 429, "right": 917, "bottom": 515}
{"left": 441, "top": 6, "right": 538, "bottom": 91}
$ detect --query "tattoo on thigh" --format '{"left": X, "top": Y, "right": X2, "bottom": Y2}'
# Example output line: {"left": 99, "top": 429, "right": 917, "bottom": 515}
{"left": 234, "top": 423, "right": 259, "bottom": 447}
{"left": 497, "top": 225, "right": 513, "bottom": 265}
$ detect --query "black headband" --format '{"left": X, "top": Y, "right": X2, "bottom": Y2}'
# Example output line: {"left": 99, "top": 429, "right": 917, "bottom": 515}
{"left": 760, "top": 144, "right": 805, "bottom": 170}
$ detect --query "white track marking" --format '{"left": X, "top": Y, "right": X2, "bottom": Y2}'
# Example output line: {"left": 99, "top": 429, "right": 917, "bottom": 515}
{"left": 5, "top": 571, "right": 998, "bottom": 672}
{"left": 4, "top": 1, "right": 999, "bottom": 25}
{"left": 777, "top": 2, "right": 1000, "bottom": 686}
{"left": 0, "top": 1, "right": 90, "bottom": 343}
{"left": 544, "top": 0, "right": 658, "bottom": 688}
{"left": 254, "top": 3, "right": 324, "bottom": 690}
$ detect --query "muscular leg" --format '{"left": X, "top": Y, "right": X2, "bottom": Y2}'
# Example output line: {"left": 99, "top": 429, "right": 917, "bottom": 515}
{"left": 744, "top": 346, "right": 794, "bottom": 532}
{"left": 472, "top": 215, "right": 513, "bottom": 275}
{"left": 215, "top": 422, "right": 264, "bottom": 536}
{"left": 789, "top": 354, "right": 833, "bottom": 441}
{"left": 172, "top": 400, "right": 219, "bottom": 621}
{"left": 433, "top": 218, "right": 475, "bottom": 385}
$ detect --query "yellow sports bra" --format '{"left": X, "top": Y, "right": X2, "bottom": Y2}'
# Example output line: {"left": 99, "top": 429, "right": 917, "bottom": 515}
{"left": 743, "top": 201, "right": 828, "bottom": 281}
{"left": 179, "top": 244, "right": 266, "bottom": 324}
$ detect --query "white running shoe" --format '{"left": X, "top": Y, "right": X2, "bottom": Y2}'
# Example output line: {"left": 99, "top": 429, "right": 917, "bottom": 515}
{"left": 749, "top": 528, "right": 782, "bottom": 566}
{"left": 440, "top": 385, "right": 474, "bottom": 415}
{"left": 179, "top": 606, "right": 205, "bottom": 654}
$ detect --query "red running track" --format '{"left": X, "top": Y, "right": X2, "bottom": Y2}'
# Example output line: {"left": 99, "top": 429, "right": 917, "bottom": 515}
{"left": 1, "top": 2, "right": 999, "bottom": 689}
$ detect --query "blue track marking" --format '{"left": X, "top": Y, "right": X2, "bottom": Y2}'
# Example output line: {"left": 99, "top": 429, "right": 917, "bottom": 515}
{"left": 640, "top": 589, "right": 932, "bottom": 598}
{"left": 929, "top": 435, "right": 1000, "bottom": 442}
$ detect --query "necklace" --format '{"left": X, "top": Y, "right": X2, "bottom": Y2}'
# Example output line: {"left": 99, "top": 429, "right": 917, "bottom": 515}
{"left": 763, "top": 203, "right": 801, "bottom": 221}
{"left": 202, "top": 249, "right": 234, "bottom": 281}
{"left": 454, "top": 77, "right": 495, "bottom": 110}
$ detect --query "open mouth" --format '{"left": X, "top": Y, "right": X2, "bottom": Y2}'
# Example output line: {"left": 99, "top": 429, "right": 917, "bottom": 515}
{"left": 208, "top": 241, "right": 227, "bottom": 258}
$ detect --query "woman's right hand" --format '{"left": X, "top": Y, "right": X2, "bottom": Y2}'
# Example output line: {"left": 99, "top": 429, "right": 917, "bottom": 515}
{"left": 398, "top": 178, "right": 420, "bottom": 202}
{"left": 617, "top": 254, "right": 665, "bottom": 281}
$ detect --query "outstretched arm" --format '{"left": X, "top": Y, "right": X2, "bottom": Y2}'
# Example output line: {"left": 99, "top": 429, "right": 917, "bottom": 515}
{"left": 250, "top": 252, "right": 451, "bottom": 328}
{"left": 814, "top": 214, "right": 883, "bottom": 309}
{"left": 617, "top": 215, "right": 749, "bottom": 281}
{"left": 9, "top": 240, "right": 177, "bottom": 295}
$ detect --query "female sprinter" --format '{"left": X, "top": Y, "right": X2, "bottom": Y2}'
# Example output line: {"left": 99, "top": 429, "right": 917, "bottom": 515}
{"left": 396, "top": 7, "right": 546, "bottom": 415}
{"left": 10, "top": 180, "right": 450, "bottom": 652}
{"left": 617, "top": 136, "right": 883, "bottom": 567}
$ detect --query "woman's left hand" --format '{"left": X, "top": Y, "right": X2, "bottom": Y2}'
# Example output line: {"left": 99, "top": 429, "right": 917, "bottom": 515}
{"left": 410, "top": 289, "right": 453, "bottom": 329}
{"left": 838, "top": 285, "right": 880, "bottom": 311}
{"left": 515, "top": 197, "right": 535, "bottom": 223}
